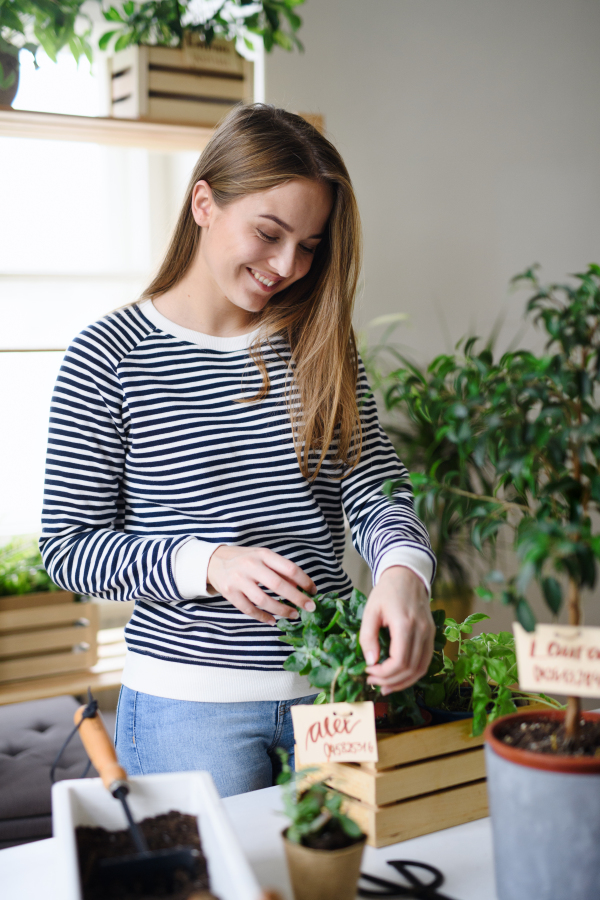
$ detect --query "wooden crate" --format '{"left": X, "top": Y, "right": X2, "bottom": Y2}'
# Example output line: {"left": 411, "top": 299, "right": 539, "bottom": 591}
{"left": 303, "top": 717, "right": 486, "bottom": 848}
{"left": 0, "top": 591, "right": 99, "bottom": 684}
{"left": 109, "top": 36, "right": 254, "bottom": 127}
{"left": 307, "top": 704, "right": 545, "bottom": 848}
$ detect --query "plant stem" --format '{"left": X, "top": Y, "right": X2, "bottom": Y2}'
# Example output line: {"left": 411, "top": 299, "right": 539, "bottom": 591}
{"left": 330, "top": 666, "right": 343, "bottom": 704}
{"left": 565, "top": 578, "right": 582, "bottom": 741}
{"left": 439, "top": 484, "right": 530, "bottom": 513}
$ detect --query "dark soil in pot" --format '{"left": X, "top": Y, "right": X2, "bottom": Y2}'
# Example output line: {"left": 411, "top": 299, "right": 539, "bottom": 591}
{"left": 497, "top": 716, "right": 600, "bottom": 756}
{"left": 295, "top": 820, "right": 365, "bottom": 851}
{"left": 76, "top": 810, "right": 209, "bottom": 900}
{"left": 374, "top": 701, "right": 432, "bottom": 733}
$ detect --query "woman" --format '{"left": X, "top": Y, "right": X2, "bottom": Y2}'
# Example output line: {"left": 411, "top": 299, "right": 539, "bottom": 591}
{"left": 40, "top": 104, "right": 436, "bottom": 797}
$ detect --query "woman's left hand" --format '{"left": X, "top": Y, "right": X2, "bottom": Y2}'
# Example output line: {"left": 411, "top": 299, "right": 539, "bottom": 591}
{"left": 360, "top": 566, "right": 435, "bottom": 695}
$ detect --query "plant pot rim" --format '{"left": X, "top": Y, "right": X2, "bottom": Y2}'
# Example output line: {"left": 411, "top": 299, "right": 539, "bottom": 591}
{"left": 485, "top": 708, "right": 600, "bottom": 774}
{"left": 282, "top": 828, "right": 366, "bottom": 856}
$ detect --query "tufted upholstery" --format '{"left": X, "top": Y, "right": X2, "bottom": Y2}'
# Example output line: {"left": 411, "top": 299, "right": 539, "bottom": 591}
{"left": 0, "top": 695, "right": 116, "bottom": 848}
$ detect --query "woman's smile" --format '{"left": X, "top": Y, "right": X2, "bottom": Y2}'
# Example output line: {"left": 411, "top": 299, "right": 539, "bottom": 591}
{"left": 247, "top": 266, "right": 283, "bottom": 291}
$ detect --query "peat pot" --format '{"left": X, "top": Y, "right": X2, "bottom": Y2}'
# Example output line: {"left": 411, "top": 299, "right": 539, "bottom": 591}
{"left": 282, "top": 830, "right": 366, "bottom": 900}
{"left": 485, "top": 709, "right": 600, "bottom": 900}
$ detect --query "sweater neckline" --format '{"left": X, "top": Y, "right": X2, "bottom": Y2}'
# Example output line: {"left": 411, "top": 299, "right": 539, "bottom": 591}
{"left": 138, "top": 298, "right": 263, "bottom": 351}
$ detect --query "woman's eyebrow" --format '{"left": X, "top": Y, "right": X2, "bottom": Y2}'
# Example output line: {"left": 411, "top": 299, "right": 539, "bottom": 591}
{"left": 258, "top": 214, "right": 323, "bottom": 239}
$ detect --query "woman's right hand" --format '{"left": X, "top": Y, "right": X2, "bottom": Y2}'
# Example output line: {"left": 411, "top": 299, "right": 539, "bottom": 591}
{"left": 206, "top": 545, "right": 317, "bottom": 625}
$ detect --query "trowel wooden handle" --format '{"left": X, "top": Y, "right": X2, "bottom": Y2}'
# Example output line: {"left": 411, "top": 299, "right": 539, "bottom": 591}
{"left": 75, "top": 705, "right": 128, "bottom": 794}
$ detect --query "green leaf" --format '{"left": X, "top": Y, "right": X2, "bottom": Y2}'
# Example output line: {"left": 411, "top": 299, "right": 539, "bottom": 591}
{"left": 541, "top": 576, "right": 563, "bottom": 616}
{"left": 462, "top": 613, "right": 491, "bottom": 626}
{"left": 309, "top": 665, "right": 336, "bottom": 688}
{"left": 516, "top": 598, "right": 536, "bottom": 633}
{"left": 283, "top": 652, "right": 307, "bottom": 673}
{"left": 486, "top": 658, "right": 507, "bottom": 685}
{"left": 98, "top": 30, "right": 118, "bottom": 51}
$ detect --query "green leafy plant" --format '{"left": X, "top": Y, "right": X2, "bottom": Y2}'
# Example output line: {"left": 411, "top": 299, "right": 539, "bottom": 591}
{"left": 0, "top": 0, "right": 93, "bottom": 89}
{"left": 276, "top": 748, "right": 363, "bottom": 847}
{"left": 98, "top": 0, "right": 305, "bottom": 54}
{"left": 277, "top": 588, "right": 447, "bottom": 727}
{"left": 420, "top": 612, "right": 563, "bottom": 736}
{"left": 379, "top": 264, "right": 600, "bottom": 739}
{"left": 0, "top": 538, "right": 58, "bottom": 596}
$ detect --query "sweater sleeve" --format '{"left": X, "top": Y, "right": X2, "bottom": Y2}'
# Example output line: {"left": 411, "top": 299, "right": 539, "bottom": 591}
{"left": 39, "top": 323, "right": 201, "bottom": 603}
{"left": 341, "top": 359, "right": 436, "bottom": 592}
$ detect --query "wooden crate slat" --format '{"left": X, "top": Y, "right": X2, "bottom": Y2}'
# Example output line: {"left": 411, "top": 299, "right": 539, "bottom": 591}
{"left": 0, "top": 623, "right": 94, "bottom": 659}
{"left": 323, "top": 746, "right": 486, "bottom": 806}
{"left": 147, "top": 70, "right": 247, "bottom": 101}
{"left": 0, "top": 602, "right": 94, "bottom": 633}
{"left": 146, "top": 97, "right": 240, "bottom": 128}
{"left": 0, "top": 591, "right": 74, "bottom": 612}
{"left": 344, "top": 779, "right": 489, "bottom": 849}
{"left": 363, "top": 716, "right": 484, "bottom": 771}
{"left": 148, "top": 40, "right": 246, "bottom": 76}
{"left": 0, "top": 646, "right": 97, "bottom": 683}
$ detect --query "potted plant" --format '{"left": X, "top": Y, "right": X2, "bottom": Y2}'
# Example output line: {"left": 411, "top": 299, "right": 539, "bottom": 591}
{"left": 277, "top": 590, "right": 493, "bottom": 847}
{"left": 419, "top": 612, "right": 563, "bottom": 731}
{"left": 0, "top": 538, "right": 100, "bottom": 685}
{"left": 0, "top": 0, "right": 93, "bottom": 106}
{"left": 364, "top": 333, "right": 498, "bottom": 644}
{"left": 384, "top": 264, "right": 600, "bottom": 899}
{"left": 276, "top": 748, "right": 365, "bottom": 900}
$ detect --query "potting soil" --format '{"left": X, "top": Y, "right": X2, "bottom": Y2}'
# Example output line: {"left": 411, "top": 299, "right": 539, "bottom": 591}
{"left": 297, "top": 820, "right": 365, "bottom": 851}
{"left": 76, "top": 810, "right": 212, "bottom": 900}
{"left": 499, "top": 718, "right": 600, "bottom": 756}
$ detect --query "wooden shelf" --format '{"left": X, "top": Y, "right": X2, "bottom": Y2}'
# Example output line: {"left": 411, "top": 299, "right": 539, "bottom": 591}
{"left": 0, "top": 106, "right": 215, "bottom": 152}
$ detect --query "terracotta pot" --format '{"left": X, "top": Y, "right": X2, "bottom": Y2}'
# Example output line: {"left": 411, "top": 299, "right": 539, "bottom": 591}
{"left": 484, "top": 709, "right": 600, "bottom": 900}
{"left": 282, "top": 830, "right": 366, "bottom": 900}
{"left": 0, "top": 49, "right": 19, "bottom": 107}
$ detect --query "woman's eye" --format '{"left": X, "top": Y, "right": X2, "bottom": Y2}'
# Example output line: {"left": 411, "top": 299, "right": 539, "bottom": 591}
{"left": 300, "top": 244, "right": 315, "bottom": 255}
{"left": 257, "top": 229, "right": 278, "bottom": 243}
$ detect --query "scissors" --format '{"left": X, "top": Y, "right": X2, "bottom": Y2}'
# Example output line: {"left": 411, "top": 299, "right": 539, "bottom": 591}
{"left": 358, "top": 859, "right": 458, "bottom": 899}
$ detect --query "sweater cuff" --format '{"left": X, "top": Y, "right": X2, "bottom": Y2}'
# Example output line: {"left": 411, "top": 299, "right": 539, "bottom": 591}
{"left": 174, "top": 538, "right": 225, "bottom": 599}
{"left": 373, "top": 547, "right": 434, "bottom": 597}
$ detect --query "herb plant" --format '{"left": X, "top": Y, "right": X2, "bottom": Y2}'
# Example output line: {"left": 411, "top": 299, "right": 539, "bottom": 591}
{"left": 277, "top": 588, "right": 447, "bottom": 727}
{"left": 99, "top": 0, "right": 305, "bottom": 54}
{"left": 420, "top": 613, "right": 563, "bottom": 736}
{"left": 276, "top": 748, "right": 363, "bottom": 847}
{"left": 0, "top": 538, "right": 58, "bottom": 596}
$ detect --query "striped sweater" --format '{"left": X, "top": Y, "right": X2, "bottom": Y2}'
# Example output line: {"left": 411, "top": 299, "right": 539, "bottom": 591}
{"left": 40, "top": 300, "right": 435, "bottom": 702}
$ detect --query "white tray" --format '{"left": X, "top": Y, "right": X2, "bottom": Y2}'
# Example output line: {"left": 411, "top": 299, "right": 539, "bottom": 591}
{"left": 52, "top": 771, "right": 263, "bottom": 900}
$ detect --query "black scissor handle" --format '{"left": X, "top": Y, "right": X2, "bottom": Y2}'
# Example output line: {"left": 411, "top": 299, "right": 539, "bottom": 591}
{"left": 389, "top": 860, "right": 444, "bottom": 891}
{"left": 358, "top": 858, "right": 459, "bottom": 900}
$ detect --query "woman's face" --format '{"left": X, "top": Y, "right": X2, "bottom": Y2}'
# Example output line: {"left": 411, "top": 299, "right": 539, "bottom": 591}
{"left": 192, "top": 178, "right": 333, "bottom": 314}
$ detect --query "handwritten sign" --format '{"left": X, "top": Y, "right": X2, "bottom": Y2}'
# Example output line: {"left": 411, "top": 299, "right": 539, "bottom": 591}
{"left": 514, "top": 622, "right": 600, "bottom": 698}
{"left": 292, "top": 701, "right": 378, "bottom": 765}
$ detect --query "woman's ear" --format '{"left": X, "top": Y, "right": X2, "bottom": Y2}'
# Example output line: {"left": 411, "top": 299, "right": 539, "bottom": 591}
{"left": 191, "top": 180, "right": 213, "bottom": 227}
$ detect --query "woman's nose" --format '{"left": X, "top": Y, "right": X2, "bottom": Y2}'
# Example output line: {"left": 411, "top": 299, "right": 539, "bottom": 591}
{"left": 269, "top": 242, "right": 297, "bottom": 279}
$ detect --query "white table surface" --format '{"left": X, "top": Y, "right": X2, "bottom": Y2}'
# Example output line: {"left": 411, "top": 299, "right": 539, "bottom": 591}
{"left": 0, "top": 784, "right": 499, "bottom": 900}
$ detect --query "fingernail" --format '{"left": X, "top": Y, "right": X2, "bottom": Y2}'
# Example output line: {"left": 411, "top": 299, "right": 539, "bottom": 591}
{"left": 381, "top": 688, "right": 390, "bottom": 696}
{"left": 290, "top": 610, "right": 299, "bottom": 619}
{"left": 365, "top": 651, "right": 377, "bottom": 666}
{"left": 304, "top": 600, "right": 316, "bottom": 612}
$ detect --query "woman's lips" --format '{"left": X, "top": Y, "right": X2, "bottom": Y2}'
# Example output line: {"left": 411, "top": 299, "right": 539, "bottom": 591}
{"left": 247, "top": 267, "right": 281, "bottom": 292}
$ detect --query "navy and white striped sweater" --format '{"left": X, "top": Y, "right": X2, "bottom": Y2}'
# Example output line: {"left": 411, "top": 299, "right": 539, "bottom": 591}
{"left": 40, "top": 300, "right": 435, "bottom": 702}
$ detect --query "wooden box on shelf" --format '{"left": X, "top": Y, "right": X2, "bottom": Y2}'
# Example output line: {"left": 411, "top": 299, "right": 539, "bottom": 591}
{"left": 108, "top": 36, "right": 254, "bottom": 127}
{"left": 0, "top": 591, "right": 99, "bottom": 684}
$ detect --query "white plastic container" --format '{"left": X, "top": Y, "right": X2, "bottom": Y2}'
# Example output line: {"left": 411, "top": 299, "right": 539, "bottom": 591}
{"left": 52, "top": 771, "right": 262, "bottom": 900}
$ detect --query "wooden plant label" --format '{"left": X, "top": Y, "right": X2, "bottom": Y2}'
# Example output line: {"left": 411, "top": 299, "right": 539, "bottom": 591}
{"left": 514, "top": 622, "right": 600, "bottom": 698}
{"left": 292, "top": 701, "right": 378, "bottom": 765}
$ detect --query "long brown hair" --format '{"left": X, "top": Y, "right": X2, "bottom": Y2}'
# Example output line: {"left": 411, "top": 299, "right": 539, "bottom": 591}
{"left": 142, "top": 103, "right": 363, "bottom": 480}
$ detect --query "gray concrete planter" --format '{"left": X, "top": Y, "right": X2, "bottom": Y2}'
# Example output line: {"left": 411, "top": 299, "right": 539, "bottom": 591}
{"left": 485, "top": 710, "right": 600, "bottom": 900}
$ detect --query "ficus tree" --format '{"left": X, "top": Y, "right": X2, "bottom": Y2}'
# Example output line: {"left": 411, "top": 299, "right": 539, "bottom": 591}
{"left": 382, "top": 264, "right": 600, "bottom": 741}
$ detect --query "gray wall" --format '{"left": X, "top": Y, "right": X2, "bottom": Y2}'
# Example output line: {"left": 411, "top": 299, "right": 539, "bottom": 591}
{"left": 266, "top": 1, "right": 600, "bottom": 650}
{"left": 266, "top": 0, "right": 600, "bottom": 361}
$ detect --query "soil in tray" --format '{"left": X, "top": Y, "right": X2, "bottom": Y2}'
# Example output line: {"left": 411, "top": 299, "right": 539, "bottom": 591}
{"left": 76, "top": 810, "right": 210, "bottom": 900}
{"left": 498, "top": 718, "right": 600, "bottom": 756}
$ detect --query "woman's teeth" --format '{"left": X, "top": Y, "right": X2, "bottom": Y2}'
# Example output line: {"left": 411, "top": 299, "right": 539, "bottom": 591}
{"left": 250, "top": 268, "right": 277, "bottom": 287}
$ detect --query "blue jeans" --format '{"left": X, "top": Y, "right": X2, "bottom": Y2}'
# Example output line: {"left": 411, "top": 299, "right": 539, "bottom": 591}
{"left": 114, "top": 686, "right": 318, "bottom": 798}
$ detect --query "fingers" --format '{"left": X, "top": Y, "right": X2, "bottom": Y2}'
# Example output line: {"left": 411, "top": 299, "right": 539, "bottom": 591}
{"left": 259, "top": 549, "right": 318, "bottom": 602}
{"left": 366, "top": 612, "right": 434, "bottom": 691}
{"left": 359, "top": 604, "right": 381, "bottom": 668}
{"left": 228, "top": 590, "right": 277, "bottom": 626}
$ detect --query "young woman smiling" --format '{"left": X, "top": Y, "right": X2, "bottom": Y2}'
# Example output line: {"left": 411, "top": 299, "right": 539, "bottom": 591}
{"left": 40, "top": 105, "right": 436, "bottom": 797}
